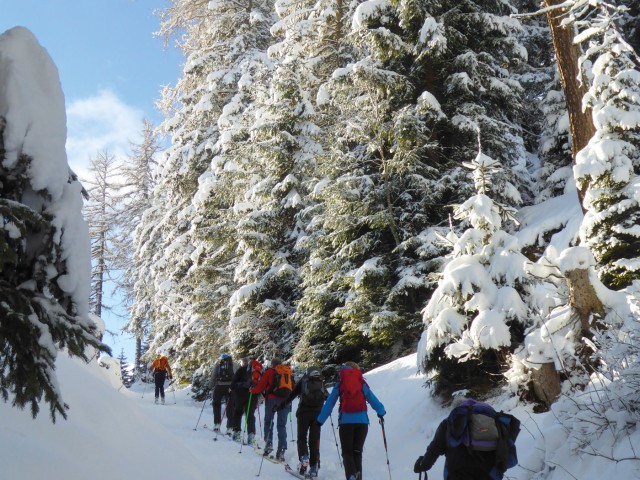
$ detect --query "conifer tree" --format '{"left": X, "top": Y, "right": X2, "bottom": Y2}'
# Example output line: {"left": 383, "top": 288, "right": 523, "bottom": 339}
{"left": 83, "top": 150, "right": 121, "bottom": 318}
{"left": 117, "top": 349, "right": 134, "bottom": 387}
{"left": 418, "top": 142, "right": 534, "bottom": 395}
{"left": 119, "top": 119, "right": 160, "bottom": 373}
{"left": 571, "top": 3, "right": 640, "bottom": 288}
{"left": 0, "top": 27, "right": 108, "bottom": 421}
{"left": 295, "top": 0, "right": 530, "bottom": 369}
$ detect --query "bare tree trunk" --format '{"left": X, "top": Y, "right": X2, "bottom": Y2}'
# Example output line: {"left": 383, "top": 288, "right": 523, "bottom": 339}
{"left": 531, "top": 363, "right": 561, "bottom": 407}
{"left": 532, "top": 265, "right": 605, "bottom": 408}
{"left": 544, "top": 0, "right": 596, "bottom": 211}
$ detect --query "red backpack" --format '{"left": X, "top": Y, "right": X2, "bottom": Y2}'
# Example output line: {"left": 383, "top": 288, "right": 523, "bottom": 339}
{"left": 338, "top": 368, "right": 367, "bottom": 413}
{"left": 250, "top": 359, "right": 263, "bottom": 386}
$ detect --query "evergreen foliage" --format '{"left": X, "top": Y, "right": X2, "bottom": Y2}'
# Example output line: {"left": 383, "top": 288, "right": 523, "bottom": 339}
{"left": 117, "top": 349, "right": 134, "bottom": 387}
{"left": 418, "top": 145, "right": 534, "bottom": 395}
{"left": 571, "top": 2, "right": 640, "bottom": 288}
{"left": 0, "top": 122, "right": 108, "bottom": 421}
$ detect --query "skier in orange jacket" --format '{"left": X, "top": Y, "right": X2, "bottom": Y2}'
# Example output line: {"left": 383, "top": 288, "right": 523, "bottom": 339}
{"left": 151, "top": 355, "right": 173, "bottom": 404}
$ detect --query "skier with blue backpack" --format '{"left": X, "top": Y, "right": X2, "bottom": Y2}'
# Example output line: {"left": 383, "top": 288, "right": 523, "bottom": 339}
{"left": 413, "top": 397, "right": 520, "bottom": 480}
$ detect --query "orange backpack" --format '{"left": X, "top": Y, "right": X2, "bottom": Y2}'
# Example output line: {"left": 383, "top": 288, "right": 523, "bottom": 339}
{"left": 152, "top": 356, "right": 169, "bottom": 371}
{"left": 270, "top": 364, "right": 293, "bottom": 397}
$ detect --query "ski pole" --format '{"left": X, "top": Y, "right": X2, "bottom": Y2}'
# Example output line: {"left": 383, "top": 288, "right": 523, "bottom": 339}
{"left": 239, "top": 393, "right": 253, "bottom": 454}
{"left": 289, "top": 409, "right": 295, "bottom": 443}
{"left": 329, "top": 414, "right": 343, "bottom": 468}
{"left": 256, "top": 414, "right": 275, "bottom": 477}
{"left": 170, "top": 379, "right": 177, "bottom": 404}
{"left": 379, "top": 416, "right": 392, "bottom": 480}
{"left": 194, "top": 397, "right": 209, "bottom": 431}
{"left": 214, "top": 398, "right": 230, "bottom": 441}
{"left": 141, "top": 381, "right": 148, "bottom": 398}
{"left": 257, "top": 402, "right": 263, "bottom": 439}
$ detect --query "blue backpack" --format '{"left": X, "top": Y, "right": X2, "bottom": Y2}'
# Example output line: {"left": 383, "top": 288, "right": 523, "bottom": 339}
{"left": 447, "top": 399, "right": 520, "bottom": 474}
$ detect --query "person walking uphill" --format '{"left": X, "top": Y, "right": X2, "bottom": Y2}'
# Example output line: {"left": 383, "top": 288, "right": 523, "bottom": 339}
{"left": 230, "top": 357, "right": 262, "bottom": 445}
{"left": 151, "top": 355, "right": 172, "bottom": 404}
{"left": 316, "top": 362, "right": 386, "bottom": 480}
{"left": 211, "top": 353, "right": 236, "bottom": 433}
{"left": 413, "top": 397, "right": 520, "bottom": 480}
{"left": 251, "top": 358, "right": 293, "bottom": 461}
{"left": 277, "top": 366, "right": 328, "bottom": 477}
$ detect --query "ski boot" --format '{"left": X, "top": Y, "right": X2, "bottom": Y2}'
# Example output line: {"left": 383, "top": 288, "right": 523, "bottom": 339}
{"left": 298, "top": 454, "right": 309, "bottom": 475}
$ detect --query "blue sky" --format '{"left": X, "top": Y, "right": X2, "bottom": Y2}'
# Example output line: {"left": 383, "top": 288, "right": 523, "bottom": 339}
{"left": 2, "top": 0, "right": 184, "bottom": 362}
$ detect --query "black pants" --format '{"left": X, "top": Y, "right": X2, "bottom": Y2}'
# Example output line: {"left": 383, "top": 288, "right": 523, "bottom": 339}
{"left": 212, "top": 384, "right": 235, "bottom": 429}
{"left": 339, "top": 423, "right": 368, "bottom": 479}
{"left": 296, "top": 408, "right": 321, "bottom": 467}
{"left": 154, "top": 370, "right": 167, "bottom": 399}
{"left": 233, "top": 390, "right": 258, "bottom": 435}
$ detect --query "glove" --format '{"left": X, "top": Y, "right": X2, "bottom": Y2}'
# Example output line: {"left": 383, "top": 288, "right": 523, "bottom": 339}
{"left": 413, "top": 456, "right": 428, "bottom": 474}
{"left": 314, "top": 420, "right": 323, "bottom": 427}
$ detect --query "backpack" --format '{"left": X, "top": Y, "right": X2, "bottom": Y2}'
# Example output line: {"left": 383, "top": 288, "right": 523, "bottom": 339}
{"left": 217, "top": 356, "right": 233, "bottom": 382}
{"left": 270, "top": 364, "right": 293, "bottom": 397}
{"left": 338, "top": 367, "right": 367, "bottom": 413}
{"left": 250, "top": 359, "right": 263, "bottom": 387}
{"left": 447, "top": 399, "right": 521, "bottom": 473}
{"left": 152, "top": 356, "right": 169, "bottom": 372}
{"left": 300, "top": 371, "right": 327, "bottom": 408}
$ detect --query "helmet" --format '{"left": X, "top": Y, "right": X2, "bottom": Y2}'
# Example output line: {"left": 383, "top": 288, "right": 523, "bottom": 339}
{"left": 306, "top": 366, "right": 321, "bottom": 377}
{"left": 220, "top": 353, "right": 230, "bottom": 360}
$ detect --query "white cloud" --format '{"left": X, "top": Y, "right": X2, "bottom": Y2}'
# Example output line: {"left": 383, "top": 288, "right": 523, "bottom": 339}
{"left": 66, "top": 89, "right": 144, "bottom": 182}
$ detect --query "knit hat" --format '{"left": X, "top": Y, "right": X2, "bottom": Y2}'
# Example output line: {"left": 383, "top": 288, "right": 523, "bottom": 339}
{"left": 271, "top": 358, "right": 282, "bottom": 367}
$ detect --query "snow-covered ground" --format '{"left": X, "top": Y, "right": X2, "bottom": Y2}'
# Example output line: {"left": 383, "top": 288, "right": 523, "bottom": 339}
{"left": 1, "top": 352, "right": 639, "bottom": 479}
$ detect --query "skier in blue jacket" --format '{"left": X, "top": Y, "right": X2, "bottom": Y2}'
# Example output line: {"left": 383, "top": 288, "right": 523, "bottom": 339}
{"left": 316, "top": 362, "right": 386, "bottom": 480}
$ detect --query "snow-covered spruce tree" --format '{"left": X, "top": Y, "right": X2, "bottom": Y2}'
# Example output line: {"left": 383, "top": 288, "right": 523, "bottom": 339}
{"left": 295, "top": 0, "right": 530, "bottom": 370}
{"left": 143, "top": 0, "right": 239, "bottom": 373}
{"left": 117, "top": 349, "right": 134, "bottom": 387}
{"left": 0, "top": 27, "right": 108, "bottom": 421}
{"left": 83, "top": 150, "right": 121, "bottom": 318}
{"left": 226, "top": 55, "right": 322, "bottom": 360}
{"left": 119, "top": 119, "right": 160, "bottom": 374}
{"left": 293, "top": 0, "right": 451, "bottom": 369}
{"left": 418, "top": 146, "right": 535, "bottom": 396}
{"left": 427, "top": 0, "right": 533, "bottom": 206}
{"left": 146, "top": 0, "right": 276, "bottom": 373}
{"left": 571, "top": 3, "right": 640, "bottom": 289}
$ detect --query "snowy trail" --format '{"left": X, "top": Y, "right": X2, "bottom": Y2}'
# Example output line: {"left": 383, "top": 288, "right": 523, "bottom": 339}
{"left": 0, "top": 353, "right": 447, "bottom": 480}
{"left": 6, "top": 352, "right": 635, "bottom": 480}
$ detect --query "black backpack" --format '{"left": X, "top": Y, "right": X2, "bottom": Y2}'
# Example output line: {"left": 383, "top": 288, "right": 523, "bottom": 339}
{"left": 218, "top": 356, "right": 233, "bottom": 382}
{"left": 300, "top": 368, "right": 327, "bottom": 408}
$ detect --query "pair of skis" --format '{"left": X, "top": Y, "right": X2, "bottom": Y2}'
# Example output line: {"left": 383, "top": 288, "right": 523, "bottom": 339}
{"left": 284, "top": 463, "right": 317, "bottom": 479}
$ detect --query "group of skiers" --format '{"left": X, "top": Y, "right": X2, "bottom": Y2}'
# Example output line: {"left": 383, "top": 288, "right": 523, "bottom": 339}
{"left": 151, "top": 353, "right": 519, "bottom": 480}
{"left": 204, "top": 354, "right": 385, "bottom": 480}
